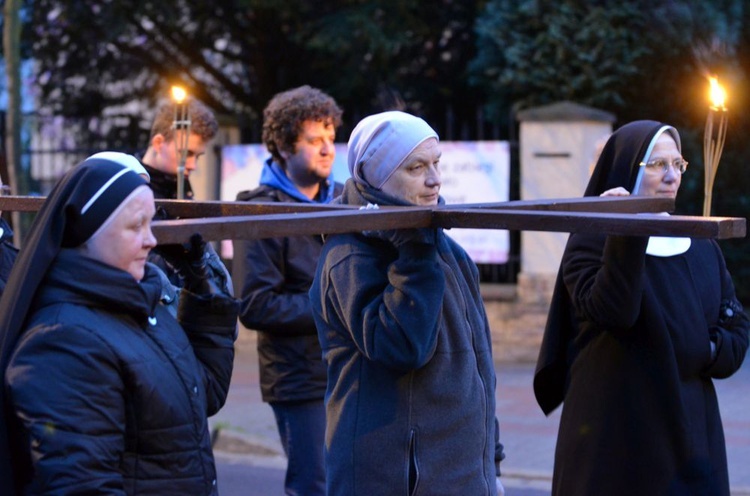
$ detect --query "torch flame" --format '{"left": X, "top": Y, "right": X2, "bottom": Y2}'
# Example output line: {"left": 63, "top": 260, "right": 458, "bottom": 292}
{"left": 708, "top": 76, "right": 727, "bottom": 110}
{"left": 171, "top": 86, "right": 187, "bottom": 104}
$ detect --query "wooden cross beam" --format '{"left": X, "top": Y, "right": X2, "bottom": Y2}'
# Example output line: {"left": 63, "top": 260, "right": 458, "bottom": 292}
{"left": 3, "top": 195, "right": 672, "bottom": 217}
{"left": 0, "top": 195, "right": 745, "bottom": 244}
{"left": 150, "top": 206, "right": 745, "bottom": 243}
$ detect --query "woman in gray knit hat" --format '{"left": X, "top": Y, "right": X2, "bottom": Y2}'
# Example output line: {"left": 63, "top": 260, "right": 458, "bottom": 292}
{"left": 310, "top": 111, "right": 505, "bottom": 496}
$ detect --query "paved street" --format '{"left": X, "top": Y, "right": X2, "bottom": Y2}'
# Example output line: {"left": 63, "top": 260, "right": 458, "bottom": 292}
{"left": 211, "top": 332, "right": 750, "bottom": 495}
{"left": 214, "top": 454, "right": 553, "bottom": 496}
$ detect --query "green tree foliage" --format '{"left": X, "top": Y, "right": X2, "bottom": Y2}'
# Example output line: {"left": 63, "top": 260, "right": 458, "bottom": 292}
{"left": 20, "top": 0, "right": 485, "bottom": 140}
{"left": 303, "top": 0, "right": 483, "bottom": 124}
{"left": 471, "top": 0, "right": 692, "bottom": 118}
{"left": 28, "top": 1, "right": 261, "bottom": 117}
{"left": 469, "top": 0, "right": 745, "bottom": 129}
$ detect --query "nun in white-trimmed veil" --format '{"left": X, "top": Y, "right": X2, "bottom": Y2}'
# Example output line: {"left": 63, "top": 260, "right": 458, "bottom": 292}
{"left": 0, "top": 156, "right": 237, "bottom": 495}
{"left": 534, "top": 120, "right": 748, "bottom": 496}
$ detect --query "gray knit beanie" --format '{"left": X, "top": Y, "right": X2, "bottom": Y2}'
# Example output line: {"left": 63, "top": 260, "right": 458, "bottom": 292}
{"left": 348, "top": 111, "right": 438, "bottom": 190}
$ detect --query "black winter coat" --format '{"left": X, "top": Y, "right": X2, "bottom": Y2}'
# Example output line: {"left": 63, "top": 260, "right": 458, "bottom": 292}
{"left": 232, "top": 184, "right": 340, "bottom": 403}
{"left": 544, "top": 233, "right": 748, "bottom": 496}
{"left": 534, "top": 120, "right": 749, "bottom": 496}
{"left": 5, "top": 249, "right": 237, "bottom": 494}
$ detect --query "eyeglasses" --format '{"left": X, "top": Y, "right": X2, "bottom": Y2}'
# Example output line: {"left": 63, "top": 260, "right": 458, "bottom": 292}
{"left": 639, "top": 158, "right": 688, "bottom": 175}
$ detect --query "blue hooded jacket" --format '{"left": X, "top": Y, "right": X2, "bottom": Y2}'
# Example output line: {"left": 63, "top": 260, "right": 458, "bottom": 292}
{"left": 233, "top": 158, "right": 342, "bottom": 404}
{"left": 259, "top": 159, "right": 337, "bottom": 204}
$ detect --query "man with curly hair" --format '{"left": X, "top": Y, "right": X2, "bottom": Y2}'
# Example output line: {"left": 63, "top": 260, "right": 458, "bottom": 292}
{"left": 232, "top": 85, "right": 342, "bottom": 496}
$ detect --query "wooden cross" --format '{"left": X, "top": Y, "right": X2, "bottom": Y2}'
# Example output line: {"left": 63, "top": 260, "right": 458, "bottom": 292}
{"left": 0, "top": 195, "right": 745, "bottom": 244}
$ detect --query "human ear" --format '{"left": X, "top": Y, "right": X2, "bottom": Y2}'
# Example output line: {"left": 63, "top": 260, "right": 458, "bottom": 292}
{"left": 151, "top": 134, "right": 166, "bottom": 151}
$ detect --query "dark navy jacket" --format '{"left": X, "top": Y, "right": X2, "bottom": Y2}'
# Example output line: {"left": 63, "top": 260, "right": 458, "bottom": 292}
{"left": 5, "top": 250, "right": 237, "bottom": 494}
{"left": 233, "top": 159, "right": 341, "bottom": 403}
{"left": 0, "top": 218, "right": 18, "bottom": 300}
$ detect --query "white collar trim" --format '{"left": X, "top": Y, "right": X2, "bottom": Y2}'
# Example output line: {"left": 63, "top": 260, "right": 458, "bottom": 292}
{"left": 646, "top": 236, "right": 691, "bottom": 257}
{"left": 645, "top": 213, "right": 691, "bottom": 257}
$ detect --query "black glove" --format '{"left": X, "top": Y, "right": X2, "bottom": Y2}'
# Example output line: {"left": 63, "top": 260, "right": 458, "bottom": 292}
{"left": 158, "top": 234, "right": 225, "bottom": 296}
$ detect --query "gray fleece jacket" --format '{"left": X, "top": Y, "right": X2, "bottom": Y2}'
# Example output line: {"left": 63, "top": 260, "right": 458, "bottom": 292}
{"left": 310, "top": 180, "right": 503, "bottom": 496}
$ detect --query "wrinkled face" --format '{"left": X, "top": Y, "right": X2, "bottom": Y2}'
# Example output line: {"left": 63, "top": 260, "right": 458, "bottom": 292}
{"left": 380, "top": 138, "right": 441, "bottom": 206}
{"left": 151, "top": 131, "right": 207, "bottom": 177}
{"left": 81, "top": 187, "right": 157, "bottom": 281}
{"left": 281, "top": 120, "right": 336, "bottom": 186}
{"left": 636, "top": 133, "right": 682, "bottom": 198}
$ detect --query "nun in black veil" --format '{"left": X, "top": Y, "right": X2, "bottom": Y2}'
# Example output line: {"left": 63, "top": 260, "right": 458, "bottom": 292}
{"left": 0, "top": 157, "right": 238, "bottom": 494}
{"left": 534, "top": 120, "right": 749, "bottom": 495}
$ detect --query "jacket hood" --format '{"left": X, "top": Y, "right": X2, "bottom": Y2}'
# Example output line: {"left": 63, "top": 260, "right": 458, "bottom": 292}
{"left": 37, "top": 249, "right": 162, "bottom": 322}
{"left": 259, "top": 158, "right": 336, "bottom": 204}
